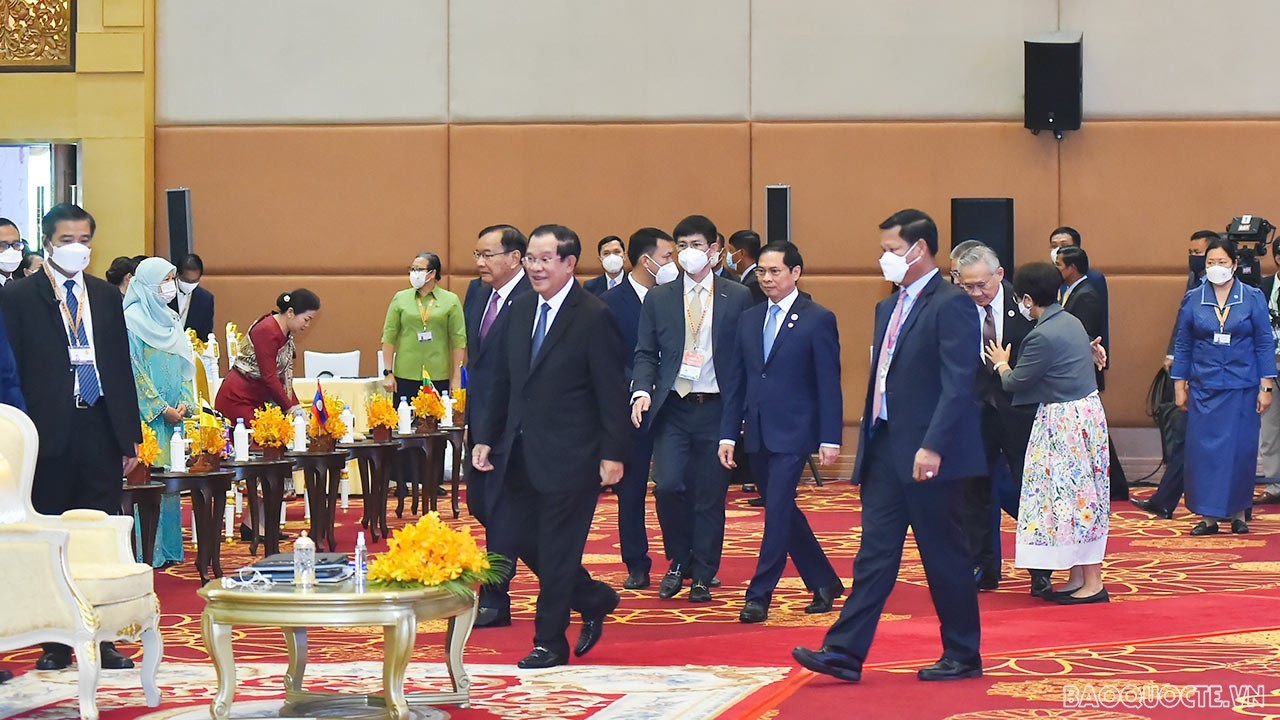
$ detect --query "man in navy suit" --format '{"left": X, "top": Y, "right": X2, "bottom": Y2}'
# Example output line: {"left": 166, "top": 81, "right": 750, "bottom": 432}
{"left": 171, "top": 253, "right": 216, "bottom": 340}
{"left": 602, "top": 227, "right": 677, "bottom": 589}
{"left": 632, "top": 215, "right": 752, "bottom": 602}
{"left": 726, "top": 229, "right": 765, "bottom": 305}
{"left": 462, "top": 224, "right": 532, "bottom": 628}
{"left": 582, "top": 235, "right": 627, "bottom": 296}
{"left": 718, "top": 242, "right": 843, "bottom": 623}
{"left": 0, "top": 304, "right": 24, "bottom": 410}
{"left": 793, "top": 209, "right": 985, "bottom": 683}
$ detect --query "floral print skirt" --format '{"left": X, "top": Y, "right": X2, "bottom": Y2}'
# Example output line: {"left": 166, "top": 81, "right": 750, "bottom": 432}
{"left": 1015, "top": 392, "right": 1110, "bottom": 570}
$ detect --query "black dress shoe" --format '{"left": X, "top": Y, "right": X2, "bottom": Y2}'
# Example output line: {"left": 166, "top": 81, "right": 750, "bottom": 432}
{"left": 658, "top": 565, "right": 685, "bottom": 599}
{"left": 1050, "top": 588, "right": 1110, "bottom": 605}
{"left": 710, "top": 576, "right": 721, "bottom": 588}
{"left": 1130, "top": 498, "right": 1173, "bottom": 520}
{"left": 918, "top": 657, "right": 982, "bottom": 681}
{"left": 574, "top": 591, "right": 620, "bottom": 657}
{"left": 679, "top": 568, "right": 721, "bottom": 587}
{"left": 739, "top": 600, "right": 768, "bottom": 623}
{"left": 1190, "top": 520, "right": 1219, "bottom": 536}
{"left": 35, "top": 648, "right": 71, "bottom": 671}
{"left": 239, "top": 523, "right": 255, "bottom": 541}
{"left": 517, "top": 646, "right": 567, "bottom": 669}
{"left": 1232, "top": 518, "right": 1250, "bottom": 534}
{"left": 792, "top": 646, "right": 861, "bottom": 682}
{"left": 747, "top": 496, "right": 765, "bottom": 508}
{"left": 623, "top": 569, "right": 650, "bottom": 590}
{"left": 804, "top": 582, "right": 844, "bottom": 614}
{"left": 1028, "top": 569, "right": 1054, "bottom": 598}
{"left": 688, "top": 582, "right": 712, "bottom": 603}
{"left": 475, "top": 607, "right": 512, "bottom": 628}
{"left": 974, "top": 565, "right": 999, "bottom": 591}
{"left": 0, "top": 669, "right": 12, "bottom": 683}
{"left": 100, "top": 642, "right": 134, "bottom": 670}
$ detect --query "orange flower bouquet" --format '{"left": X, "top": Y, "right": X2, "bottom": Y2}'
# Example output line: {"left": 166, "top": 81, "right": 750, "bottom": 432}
{"left": 366, "top": 512, "right": 505, "bottom": 597}
{"left": 306, "top": 393, "right": 347, "bottom": 451}
{"left": 366, "top": 394, "right": 398, "bottom": 442}
{"left": 411, "top": 386, "right": 445, "bottom": 432}
{"left": 129, "top": 423, "right": 161, "bottom": 484}
{"left": 184, "top": 413, "right": 230, "bottom": 471}
{"left": 451, "top": 389, "right": 466, "bottom": 418}
{"left": 251, "top": 405, "right": 293, "bottom": 448}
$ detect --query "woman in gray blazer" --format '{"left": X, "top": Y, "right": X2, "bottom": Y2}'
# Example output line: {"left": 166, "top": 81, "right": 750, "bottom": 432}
{"left": 985, "top": 262, "right": 1111, "bottom": 605}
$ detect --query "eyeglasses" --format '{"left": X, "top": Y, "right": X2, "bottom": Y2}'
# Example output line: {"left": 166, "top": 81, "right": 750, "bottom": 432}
{"left": 522, "top": 255, "right": 565, "bottom": 268}
{"left": 473, "top": 249, "right": 515, "bottom": 261}
{"left": 958, "top": 277, "right": 996, "bottom": 293}
{"left": 753, "top": 266, "right": 790, "bottom": 278}
{"left": 407, "top": 266, "right": 432, "bottom": 273}
{"left": 0, "top": 240, "right": 24, "bottom": 251}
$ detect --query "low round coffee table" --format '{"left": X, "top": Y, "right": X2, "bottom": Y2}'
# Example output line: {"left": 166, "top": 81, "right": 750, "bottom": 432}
{"left": 198, "top": 578, "right": 477, "bottom": 719}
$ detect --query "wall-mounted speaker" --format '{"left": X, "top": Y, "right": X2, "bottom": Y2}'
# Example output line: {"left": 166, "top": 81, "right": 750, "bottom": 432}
{"left": 765, "top": 184, "right": 791, "bottom": 244}
{"left": 165, "top": 187, "right": 193, "bottom": 260}
{"left": 1025, "top": 31, "right": 1082, "bottom": 137}
{"left": 952, "top": 198, "right": 1015, "bottom": 273}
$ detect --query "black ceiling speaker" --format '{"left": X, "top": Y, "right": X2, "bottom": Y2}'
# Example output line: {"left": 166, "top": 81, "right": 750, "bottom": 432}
{"left": 1025, "top": 31, "right": 1082, "bottom": 140}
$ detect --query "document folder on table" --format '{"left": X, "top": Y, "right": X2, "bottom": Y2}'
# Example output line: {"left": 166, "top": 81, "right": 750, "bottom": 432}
{"left": 249, "top": 552, "right": 351, "bottom": 582}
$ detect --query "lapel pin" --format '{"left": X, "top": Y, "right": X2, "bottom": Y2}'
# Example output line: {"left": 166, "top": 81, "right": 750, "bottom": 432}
{"left": 787, "top": 322, "right": 794, "bottom": 328}
{"left": 1007, "top": 309, "right": 1015, "bottom": 317}
{"left": 791, "top": 314, "right": 798, "bottom": 321}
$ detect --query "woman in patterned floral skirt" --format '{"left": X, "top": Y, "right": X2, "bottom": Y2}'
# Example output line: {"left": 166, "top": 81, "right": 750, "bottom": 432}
{"left": 985, "top": 262, "right": 1111, "bottom": 605}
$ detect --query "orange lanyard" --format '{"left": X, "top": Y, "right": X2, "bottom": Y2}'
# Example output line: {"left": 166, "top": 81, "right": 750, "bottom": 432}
{"left": 685, "top": 285, "right": 712, "bottom": 344}
{"left": 1213, "top": 302, "right": 1231, "bottom": 333}
{"left": 45, "top": 265, "right": 86, "bottom": 345}
{"left": 415, "top": 292, "right": 436, "bottom": 328}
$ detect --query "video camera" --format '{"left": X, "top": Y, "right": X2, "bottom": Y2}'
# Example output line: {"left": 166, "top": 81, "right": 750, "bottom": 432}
{"left": 1225, "top": 215, "right": 1275, "bottom": 288}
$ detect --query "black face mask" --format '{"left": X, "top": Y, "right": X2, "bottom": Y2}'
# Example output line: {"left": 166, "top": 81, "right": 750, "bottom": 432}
{"left": 1189, "top": 254, "right": 1206, "bottom": 276}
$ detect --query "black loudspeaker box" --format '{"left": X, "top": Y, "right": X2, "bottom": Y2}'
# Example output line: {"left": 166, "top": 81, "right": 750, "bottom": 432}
{"left": 1025, "top": 31, "right": 1082, "bottom": 133}
{"left": 165, "top": 188, "right": 193, "bottom": 260}
{"left": 952, "top": 198, "right": 1015, "bottom": 273}
{"left": 765, "top": 185, "right": 791, "bottom": 243}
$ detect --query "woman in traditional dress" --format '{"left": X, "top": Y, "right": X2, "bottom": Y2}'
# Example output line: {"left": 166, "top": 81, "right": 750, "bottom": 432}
{"left": 985, "top": 262, "right": 1111, "bottom": 604}
{"left": 124, "top": 257, "right": 196, "bottom": 567}
{"left": 214, "top": 289, "right": 320, "bottom": 425}
{"left": 1172, "top": 238, "right": 1275, "bottom": 535}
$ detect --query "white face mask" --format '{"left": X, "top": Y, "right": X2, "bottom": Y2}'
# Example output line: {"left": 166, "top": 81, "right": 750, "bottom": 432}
{"left": 601, "top": 254, "right": 625, "bottom": 275}
{"left": 158, "top": 280, "right": 178, "bottom": 303}
{"left": 878, "top": 242, "right": 921, "bottom": 284}
{"left": 0, "top": 248, "right": 21, "bottom": 273}
{"left": 678, "top": 247, "right": 711, "bottom": 276}
{"left": 1018, "top": 297, "right": 1034, "bottom": 321}
{"left": 50, "top": 242, "right": 91, "bottom": 274}
{"left": 1049, "top": 247, "right": 1060, "bottom": 264}
{"left": 647, "top": 256, "right": 679, "bottom": 285}
{"left": 177, "top": 279, "right": 199, "bottom": 294}
{"left": 1206, "top": 265, "right": 1234, "bottom": 286}
{"left": 409, "top": 270, "right": 429, "bottom": 289}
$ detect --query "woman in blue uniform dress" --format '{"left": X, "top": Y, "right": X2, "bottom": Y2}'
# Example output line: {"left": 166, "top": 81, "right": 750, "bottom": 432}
{"left": 1172, "top": 238, "right": 1276, "bottom": 535}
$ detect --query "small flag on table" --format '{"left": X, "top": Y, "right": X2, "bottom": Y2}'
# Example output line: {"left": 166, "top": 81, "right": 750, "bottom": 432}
{"left": 421, "top": 367, "right": 438, "bottom": 395}
{"left": 459, "top": 365, "right": 468, "bottom": 390}
{"left": 312, "top": 384, "right": 328, "bottom": 425}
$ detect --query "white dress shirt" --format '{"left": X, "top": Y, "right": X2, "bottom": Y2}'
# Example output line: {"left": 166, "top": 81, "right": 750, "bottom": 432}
{"left": 530, "top": 276, "right": 574, "bottom": 340}
{"left": 682, "top": 272, "right": 719, "bottom": 393}
{"left": 627, "top": 273, "right": 650, "bottom": 304}
{"left": 487, "top": 269, "right": 527, "bottom": 321}
{"left": 606, "top": 272, "right": 623, "bottom": 290}
{"left": 876, "top": 268, "right": 939, "bottom": 421}
{"left": 49, "top": 268, "right": 105, "bottom": 398}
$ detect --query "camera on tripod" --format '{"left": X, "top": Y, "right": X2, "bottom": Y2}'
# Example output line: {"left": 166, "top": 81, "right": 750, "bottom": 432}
{"left": 1225, "top": 214, "right": 1275, "bottom": 288}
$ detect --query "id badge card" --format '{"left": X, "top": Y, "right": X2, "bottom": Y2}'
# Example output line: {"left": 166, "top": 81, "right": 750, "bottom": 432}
{"left": 68, "top": 345, "right": 95, "bottom": 365}
{"left": 1213, "top": 332, "right": 1231, "bottom": 345}
{"left": 877, "top": 366, "right": 888, "bottom": 395}
{"left": 417, "top": 330, "right": 433, "bottom": 343}
{"left": 677, "top": 351, "right": 705, "bottom": 381}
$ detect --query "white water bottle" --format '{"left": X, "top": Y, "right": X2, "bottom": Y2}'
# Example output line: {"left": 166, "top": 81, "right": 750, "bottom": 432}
{"left": 233, "top": 418, "right": 250, "bottom": 461}
{"left": 397, "top": 397, "right": 412, "bottom": 434}
{"left": 168, "top": 427, "right": 186, "bottom": 472}
{"left": 353, "top": 531, "right": 367, "bottom": 591}
{"left": 340, "top": 407, "right": 355, "bottom": 443}
{"left": 293, "top": 530, "right": 315, "bottom": 587}
{"left": 442, "top": 392, "right": 455, "bottom": 427}
{"left": 292, "top": 410, "right": 307, "bottom": 452}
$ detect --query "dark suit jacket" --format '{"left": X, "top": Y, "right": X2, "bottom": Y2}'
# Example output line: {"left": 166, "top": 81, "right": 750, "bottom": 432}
{"left": 975, "top": 282, "right": 1035, "bottom": 407}
{"left": 0, "top": 304, "right": 25, "bottom": 410}
{"left": 463, "top": 274, "right": 533, "bottom": 432}
{"left": 632, "top": 274, "right": 753, "bottom": 430}
{"left": 1, "top": 271, "right": 141, "bottom": 457}
{"left": 740, "top": 269, "right": 766, "bottom": 305}
{"left": 472, "top": 282, "right": 631, "bottom": 495}
{"left": 720, "top": 294, "right": 842, "bottom": 454}
{"left": 602, "top": 279, "right": 644, "bottom": 379}
{"left": 715, "top": 267, "right": 743, "bottom": 284}
{"left": 170, "top": 285, "right": 215, "bottom": 340}
{"left": 1062, "top": 276, "right": 1106, "bottom": 391}
{"left": 582, "top": 274, "right": 619, "bottom": 297}
{"left": 852, "top": 272, "right": 985, "bottom": 485}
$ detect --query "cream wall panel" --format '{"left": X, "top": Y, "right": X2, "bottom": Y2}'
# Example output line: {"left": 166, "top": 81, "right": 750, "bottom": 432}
{"left": 156, "top": 0, "right": 448, "bottom": 124}
{"left": 751, "top": 0, "right": 1058, "bottom": 120}
{"left": 1062, "top": 0, "right": 1280, "bottom": 117}
{"left": 449, "top": 0, "right": 749, "bottom": 122}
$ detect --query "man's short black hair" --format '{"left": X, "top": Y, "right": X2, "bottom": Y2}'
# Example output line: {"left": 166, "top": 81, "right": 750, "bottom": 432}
{"left": 479, "top": 224, "right": 528, "bottom": 257}
{"left": 1050, "top": 226, "right": 1082, "bottom": 246}
{"left": 178, "top": 253, "right": 205, "bottom": 275}
{"left": 759, "top": 241, "right": 803, "bottom": 271}
{"left": 42, "top": 203, "right": 95, "bottom": 240}
{"left": 0, "top": 217, "right": 18, "bottom": 233}
{"left": 1057, "top": 245, "right": 1089, "bottom": 275}
{"left": 627, "top": 227, "right": 672, "bottom": 267}
{"left": 673, "top": 215, "right": 718, "bottom": 245}
{"left": 1013, "top": 262, "right": 1064, "bottom": 307}
{"left": 597, "top": 235, "right": 623, "bottom": 254}
{"left": 728, "top": 230, "right": 762, "bottom": 261}
{"left": 1190, "top": 230, "right": 1220, "bottom": 243}
{"left": 530, "top": 224, "right": 581, "bottom": 260}
{"left": 879, "top": 209, "right": 938, "bottom": 255}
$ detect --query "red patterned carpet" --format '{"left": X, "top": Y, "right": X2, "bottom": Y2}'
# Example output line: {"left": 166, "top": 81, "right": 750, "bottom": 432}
{"left": 5, "top": 468, "right": 1280, "bottom": 719}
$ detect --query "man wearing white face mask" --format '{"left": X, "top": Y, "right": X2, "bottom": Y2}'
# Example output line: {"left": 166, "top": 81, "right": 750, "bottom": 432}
{"left": 1, "top": 203, "right": 142, "bottom": 672}
{"left": 0, "top": 218, "right": 25, "bottom": 289}
{"left": 170, "top": 253, "right": 216, "bottom": 340}
{"left": 583, "top": 236, "right": 627, "bottom": 296}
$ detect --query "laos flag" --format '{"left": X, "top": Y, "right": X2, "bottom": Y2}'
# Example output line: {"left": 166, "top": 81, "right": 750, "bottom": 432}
{"left": 312, "top": 384, "right": 328, "bottom": 425}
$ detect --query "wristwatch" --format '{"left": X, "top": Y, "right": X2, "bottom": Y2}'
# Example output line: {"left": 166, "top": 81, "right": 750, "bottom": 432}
{"left": 382, "top": 369, "right": 393, "bottom": 377}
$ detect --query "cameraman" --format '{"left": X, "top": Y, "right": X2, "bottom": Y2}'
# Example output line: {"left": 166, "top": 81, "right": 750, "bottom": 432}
{"left": 1258, "top": 238, "right": 1280, "bottom": 505}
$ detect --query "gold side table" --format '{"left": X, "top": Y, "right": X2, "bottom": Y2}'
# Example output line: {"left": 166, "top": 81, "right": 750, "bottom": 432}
{"left": 198, "top": 579, "right": 477, "bottom": 719}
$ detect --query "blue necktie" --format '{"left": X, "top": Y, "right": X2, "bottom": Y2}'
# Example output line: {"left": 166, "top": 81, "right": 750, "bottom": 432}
{"left": 531, "top": 302, "right": 550, "bottom": 364}
{"left": 763, "top": 304, "right": 782, "bottom": 360}
{"left": 63, "top": 279, "right": 102, "bottom": 404}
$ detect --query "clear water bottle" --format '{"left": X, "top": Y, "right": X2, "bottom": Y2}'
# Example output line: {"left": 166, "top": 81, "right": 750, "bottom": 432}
{"left": 339, "top": 407, "right": 355, "bottom": 443}
{"left": 168, "top": 427, "right": 186, "bottom": 472}
{"left": 293, "top": 530, "right": 315, "bottom": 587}
{"left": 292, "top": 410, "right": 307, "bottom": 452}
{"left": 397, "top": 397, "right": 412, "bottom": 434}
{"left": 353, "top": 531, "right": 367, "bottom": 591}
{"left": 233, "top": 418, "right": 250, "bottom": 461}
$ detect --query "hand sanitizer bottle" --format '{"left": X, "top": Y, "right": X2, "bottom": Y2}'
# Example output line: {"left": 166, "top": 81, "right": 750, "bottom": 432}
{"left": 340, "top": 407, "right": 355, "bottom": 443}
{"left": 169, "top": 427, "right": 186, "bottom": 472}
{"left": 293, "top": 530, "right": 315, "bottom": 588}
{"left": 233, "top": 418, "right": 250, "bottom": 461}
{"left": 292, "top": 410, "right": 307, "bottom": 452}
{"left": 353, "top": 531, "right": 367, "bottom": 591}
{"left": 397, "top": 397, "right": 412, "bottom": 434}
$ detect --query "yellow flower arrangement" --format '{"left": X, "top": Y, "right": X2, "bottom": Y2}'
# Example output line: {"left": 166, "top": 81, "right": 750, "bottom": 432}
{"left": 252, "top": 405, "right": 293, "bottom": 447}
{"left": 411, "top": 386, "right": 446, "bottom": 420}
{"left": 184, "top": 415, "right": 230, "bottom": 457}
{"left": 451, "top": 389, "right": 466, "bottom": 418}
{"left": 137, "top": 423, "right": 161, "bottom": 467}
{"left": 367, "top": 512, "right": 504, "bottom": 597}
{"left": 307, "top": 393, "right": 347, "bottom": 440}
{"left": 366, "top": 394, "right": 399, "bottom": 430}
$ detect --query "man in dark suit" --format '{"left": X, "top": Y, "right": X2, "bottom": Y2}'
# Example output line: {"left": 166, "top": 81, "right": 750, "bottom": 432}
{"left": 953, "top": 244, "right": 1037, "bottom": 592}
{"left": 712, "top": 232, "right": 744, "bottom": 284}
{"left": 632, "top": 215, "right": 752, "bottom": 603}
{"left": 602, "top": 227, "right": 677, "bottom": 589}
{"left": 582, "top": 235, "right": 627, "bottom": 296}
{"left": 1049, "top": 226, "right": 1109, "bottom": 346}
{"left": 726, "top": 229, "right": 765, "bottom": 305}
{"left": 462, "top": 224, "right": 531, "bottom": 628}
{"left": 0, "top": 305, "right": 23, "bottom": 410}
{"left": 170, "top": 253, "right": 215, "bottom": 340}
{"left": 793, "top": 209, "right": 984, "bottom": 683}
{"left": 472, "top": 224, "right": 628, "bottom": 669}
{"left": 0, "top": 218, "right": 26, "bottom": 289}
{"left": 1, "top": 204, "right": 141, "bottom": 672}
{"left": 718, "top": 241, "right": 843, "bottom": 623}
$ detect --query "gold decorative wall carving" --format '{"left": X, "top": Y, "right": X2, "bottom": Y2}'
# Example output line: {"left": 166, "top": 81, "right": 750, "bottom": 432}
{"left": 0, "top": 0, "right": 74, "bottom": 72}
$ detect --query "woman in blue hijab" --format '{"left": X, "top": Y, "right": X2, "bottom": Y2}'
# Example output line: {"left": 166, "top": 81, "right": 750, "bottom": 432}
{"left": 124, "top": 257, "right": 197, "bottom": 567}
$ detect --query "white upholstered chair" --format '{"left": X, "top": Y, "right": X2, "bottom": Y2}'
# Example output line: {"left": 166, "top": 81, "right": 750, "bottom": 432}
{"left": 303, "top": 349, "right": 361, "bottom": 378}
{"left": 0, "top": 404, "right": 162, "bottom": 720}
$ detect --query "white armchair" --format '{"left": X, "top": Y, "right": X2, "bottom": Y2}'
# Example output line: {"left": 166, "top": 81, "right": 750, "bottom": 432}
{"left": 304, "top": 349, "right": 361, "bottom": 378}
{"left": 0, "top": 404, "right": 162, "bottom": 720}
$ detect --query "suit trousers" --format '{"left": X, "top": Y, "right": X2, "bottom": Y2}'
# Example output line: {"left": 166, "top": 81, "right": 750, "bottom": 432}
{"left": 650, "top": 393, "right": 730, "bottom": 582}
{"left": 824, "top": 423, "right": 981, "bottom": 666}
{"left": 616, "top": 429, "right": 654, "bottom": 574}
{"left": 1149, "top": 406, "right": 1188, "bottom": 514}
{"left": 33, "top": 403, "right": 123, "bottom": 516}
{"left": 744, "top": 451, "right": 839, "bottom": 605}
{"left": 962, "top": 402, "right": 1033, "bottom": 577}
{"left": 502, "top": 438, "right": 616, "bottom": 657}
{"left": 472, "top": 466, "right": 518, "bottom": 614}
